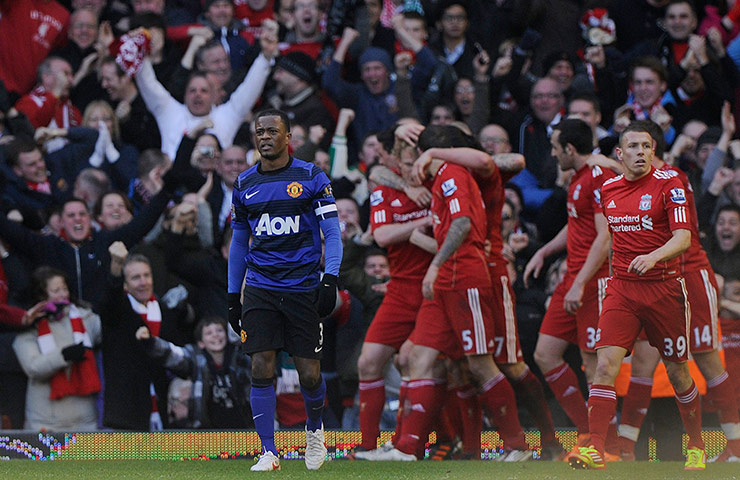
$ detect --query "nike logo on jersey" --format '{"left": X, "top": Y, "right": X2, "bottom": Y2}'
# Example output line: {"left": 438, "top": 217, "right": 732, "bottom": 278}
{"left": 245, "top": 191, "right": 260, "bottom": 199}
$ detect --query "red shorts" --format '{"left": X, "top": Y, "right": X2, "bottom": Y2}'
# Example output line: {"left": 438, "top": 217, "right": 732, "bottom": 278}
{"left": 364, "top": 278, "right": 423, "bottom": 350}
{"left": 720, "top": 316, "right": 740, "bottom": 399}
{"left": 489, "top": 272, "right": 523, "bottom": 363}
{"left": 596, "top": 277, "right": 690, "bottom": 362}
{"left": 539, "top": 271, "right": 607, "bottom": 352}
{"left": 409, "top": 287, "right": 496, "bottom": 360}
{"left": 684, "top": 269, "right": 719, "bottom": 353}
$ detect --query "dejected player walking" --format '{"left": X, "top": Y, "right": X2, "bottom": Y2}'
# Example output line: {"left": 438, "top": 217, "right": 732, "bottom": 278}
{"left": 228, "top": 109, "right": 342, "bottom": 471}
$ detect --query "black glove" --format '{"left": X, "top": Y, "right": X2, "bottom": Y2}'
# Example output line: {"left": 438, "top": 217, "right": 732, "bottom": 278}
{"left": 228, "top": 292, "right": 243, "bottom": 336}
{"left": 61, "top": 343, "right": 87, "bottom": 362}
{"left": 315, "top": 274, "right": 338, "bottom": 318}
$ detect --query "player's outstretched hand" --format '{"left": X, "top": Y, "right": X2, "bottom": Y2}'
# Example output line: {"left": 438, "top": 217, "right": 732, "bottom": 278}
{"left": 316, "top": 274, "right": 338, "bottom": 317}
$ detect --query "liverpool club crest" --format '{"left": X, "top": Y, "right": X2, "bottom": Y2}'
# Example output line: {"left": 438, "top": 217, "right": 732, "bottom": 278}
{"left": 639, "top": 194, "right": 652, "bottom": 211}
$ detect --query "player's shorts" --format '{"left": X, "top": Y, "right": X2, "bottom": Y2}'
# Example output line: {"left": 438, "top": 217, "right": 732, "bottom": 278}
{"left": 539, "top": 272, "right": 608, "bottom": 352}
{"left": 488, "top": 271, "right": 523, "bottom": 363}
{"left": 363, "top": 278, "right": 424, "bottom": 350}
{"left": 596, "top": 277, "right": 690, "bottom": 363}
{"left": 241, "top": 285, "right": 323, "bottom": 359}
{"left": 684, "top": 268, "right": 720, "bottom": 353}
{"left": 409, "top": 287, "right": 497, "bottom": 361}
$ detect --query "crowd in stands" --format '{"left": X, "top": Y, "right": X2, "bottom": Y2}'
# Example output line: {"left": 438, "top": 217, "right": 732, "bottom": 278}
{"left": 0, "top": 0, "right": 739, "bottom": 457}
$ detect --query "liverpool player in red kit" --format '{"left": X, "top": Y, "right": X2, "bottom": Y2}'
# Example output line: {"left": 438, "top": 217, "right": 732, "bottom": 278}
{"left": 375, "top": 125, "right": 531, "bottom": 461}
{"left": 613, "top": 119, "right": 740, "bottom": 463}
{"left": 566, "top": 123, "right": 706, "bottom": 471}
{"left": 353, "top": 142, "right": 435, "bottom": 458}
{"left": 524, "top": 119, "right": 615, "bottom": 453}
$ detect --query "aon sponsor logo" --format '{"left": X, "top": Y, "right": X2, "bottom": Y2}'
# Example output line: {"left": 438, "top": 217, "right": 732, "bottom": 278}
{"left": 255, "top": 213, "right": 300, "bottom": 235}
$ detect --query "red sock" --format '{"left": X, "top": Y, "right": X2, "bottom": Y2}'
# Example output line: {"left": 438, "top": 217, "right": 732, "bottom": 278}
{"left": 358, "top": 378, "right": 385, "bottom": 450}
{"left": 513, "top": 368, "right": 558, "bottom": 447}
{"left": 674, "top": 381, "right": 705, "bottom": 450}
{"left": 421, "top": 381, "right": 449, "bottom": 458}
{"left": 544, "top": 363, "right": 589, "bottom": 434}
{"left": 395, "top": 380, "right": 440, "bottom": 455}
{"left": 457, "top": 384, "right": 482, "bottom": 456}
{"left": 437, "top": 385, "right": 458, "bottom": 443}
{"left": 444, "top": 386, "right": 464, "bottom": 438}
{"left": 588, "top": 384, "right": 617, "bottom": 456}
{"left": 706, "top": 372, "right": 740, "bottom": 455}
{"left": 391, "top": 379, "right": 408, "bottom": 446}
{"left": 617, "top": 377, "right": 652, "bottom": 455}
{"left": 478, "top": 373, "right": 528, "bottom": 451}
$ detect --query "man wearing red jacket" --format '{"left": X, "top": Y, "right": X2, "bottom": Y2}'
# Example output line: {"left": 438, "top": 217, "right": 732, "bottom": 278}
{"left": 15, "top": 56, "right": 81, "bottom": 129}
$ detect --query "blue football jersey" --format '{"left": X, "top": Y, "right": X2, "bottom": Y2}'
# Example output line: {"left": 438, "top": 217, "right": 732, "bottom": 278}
{"left": 231, "top": 158, "right": 337, "bottom": 291}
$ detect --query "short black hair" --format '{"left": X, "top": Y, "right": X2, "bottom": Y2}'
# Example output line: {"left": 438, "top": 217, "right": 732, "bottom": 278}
{"left": 194, "top": 316, "right": 228, "bottom": 343}
{"left": 554, "top": 118, "right": 593, "bottom": 155}
{"left": 7, "top": 135, "right": 40, "bottom": 168}
{"left": 376, "top": 127, "right": 395, "bottom": 155}
{"left": 631, "top": 120, "right": 666, "bottom": 157}
{"left": 417, "top": 125, "right": 468, "bottom": 150}
{"left": 254, "top": 108, "right": 291, "bottom": 132}
{"left": 619, "top": 121, "right": 656, "bottom": 147}
{"left": 129, "top": 12, "right": 166, "bottom": 31}
{"left": 717, "top": 203, "right": 740, "bottom": 219}
{"left": 568, "top": 92, "right": 601, "bottom": 114}
{"left": 630, "top": 56, "right": 668, "bottom": 83}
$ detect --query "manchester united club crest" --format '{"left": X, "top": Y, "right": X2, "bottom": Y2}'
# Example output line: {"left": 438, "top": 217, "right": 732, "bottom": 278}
{"left": 286, "top": 181, "right": 303, "bottom": 198}
{"left": 639, "top": 194, "right": 652, "bottom": 211}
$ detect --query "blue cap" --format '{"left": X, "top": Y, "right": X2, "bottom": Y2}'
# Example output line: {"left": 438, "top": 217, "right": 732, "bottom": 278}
{"left": 359, "top": 47, "right": 393, "bottom": 73}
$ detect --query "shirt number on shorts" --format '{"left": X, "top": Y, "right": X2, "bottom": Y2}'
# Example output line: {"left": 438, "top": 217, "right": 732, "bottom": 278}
{"left": 693, "top": 326, "right": 711, "bottom": 348}
{"left": 663, "top": 335, "right": 686, "bottom": 358}
{"left": 586, "top": 327, "right": 597, "bottom": 349}
{"left": 462, "top": 330, "right": 473, "bottom": 351}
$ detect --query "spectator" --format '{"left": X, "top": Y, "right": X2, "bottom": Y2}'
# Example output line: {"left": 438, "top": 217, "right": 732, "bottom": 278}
{"left": 704, "top": 204, "right": 740, "bottom": 280}
{"left": 206, "top": 145, "right": 247, "bottom": 245}
{"left": 511, "top": 77, "right": 564, "bottom": 213}
{"left": 0, "top": 178, "right": 176, "bottom": 309}
{"left": 100, "top": 242, "right": 191, "bottom": 430}
{"left": 0, "top": 0, "right": 70, "bottom": 96}
{"left": 135, "top": 316, "right": 253, "bottom": 428}
{"left": 430, "top": 1, "right": 476, "bottom": 81}
{"left": 12, "top": 266, "right": 101, "bottom": 431}
{"left": 282, "top": 0, "right": 325, "bottom": 58}
{"left": 135, "top": 19, "right": 277, "bottom": 159}
{"left": 478, "top": 123, "right": 512, "bottom": 156}
{"left": 72, "top": 167, "right": 111, "bottom": 212}
{"left": 266, "top": 51, "right": 335, "bottom": 149}
{"left": 92, "top": 191, "right": 134, "bottom": 232}
{"left": 15, "top": 57, "right": 81, "bottom": 130}
{"left": 82, "top": 100, "right": 138, "bottom": 190}
{"left": 128, "top": 149, "right": 171, "bottom": 214}
{"left": 98, "top": 56, "right": 162, "bottom": 152}
{"left": 2, "top": 136, "right": 72, "bottom": 226}
{"left": 323, "top": 28, "right": 404, "bottom": 150}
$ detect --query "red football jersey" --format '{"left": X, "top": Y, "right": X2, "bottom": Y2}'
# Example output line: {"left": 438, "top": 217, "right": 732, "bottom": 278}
{"left": 430, "top": 163, "right": 491, "bottom": 290}
{"left": 370, "top": 185, "right": 434, "bottom": 281}
{"left": 475, "top": 167, "right": 507, "bottom": 275}
{"left": 601, "top": 166, "right": 691, "bottom": 280}
{"left": 565, "top": 164, "right": 615, "bottom": 276}
{"left": 658, "top": 164, "right": 712, "bottom": 273}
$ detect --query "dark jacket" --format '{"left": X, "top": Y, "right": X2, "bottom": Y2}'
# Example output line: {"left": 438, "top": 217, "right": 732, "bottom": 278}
{"left": 0, "top": 190, "right": 170, "bottom": 309}
{"left": 99, "top": 274, "right": 190, "bottom": 431}
{"left": 141, "top": 338, "right": 252, "bottom": 428}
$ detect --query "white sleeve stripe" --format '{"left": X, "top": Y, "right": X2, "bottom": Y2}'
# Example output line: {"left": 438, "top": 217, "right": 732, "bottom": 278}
{"left": 314, "top": 204, "right": 337, "bottom": 216}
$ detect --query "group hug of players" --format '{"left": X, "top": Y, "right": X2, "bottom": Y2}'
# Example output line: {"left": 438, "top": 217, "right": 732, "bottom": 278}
{"left": 349, "top": 118, "right": 740, "bottom": 472}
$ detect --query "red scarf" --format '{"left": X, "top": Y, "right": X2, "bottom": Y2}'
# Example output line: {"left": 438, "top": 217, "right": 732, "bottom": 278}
{"left": 126, "top": 293, "right": 162, "bottom": 337}
{"left": 26, "top": 180, "right": 51, "bottom": 194}
{"left": 36, "top": 305, "right": 101, "bottom": 400}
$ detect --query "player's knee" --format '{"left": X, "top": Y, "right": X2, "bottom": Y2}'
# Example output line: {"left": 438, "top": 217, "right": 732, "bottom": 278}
{"left": 358, "top": 353, "right": 381, "bottom": 378}
{"left": 665, "top": 362, "right": 692, "bottom": 391}
{"left": 299, "top": 373, "right": 322, "bottom": 391}
{"left": 252, "top": 354, "right": 276, "bottom": 379}
{"left": 594, "top": 356, "right": 621, "bottom": 384}
{"left": 533, "top": 346, "right": 558, "bottom": 371}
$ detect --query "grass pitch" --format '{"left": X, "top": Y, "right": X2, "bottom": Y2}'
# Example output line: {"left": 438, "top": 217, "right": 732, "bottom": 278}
{"left": 2, "top": 459, "right": 739, "bottom": 480}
